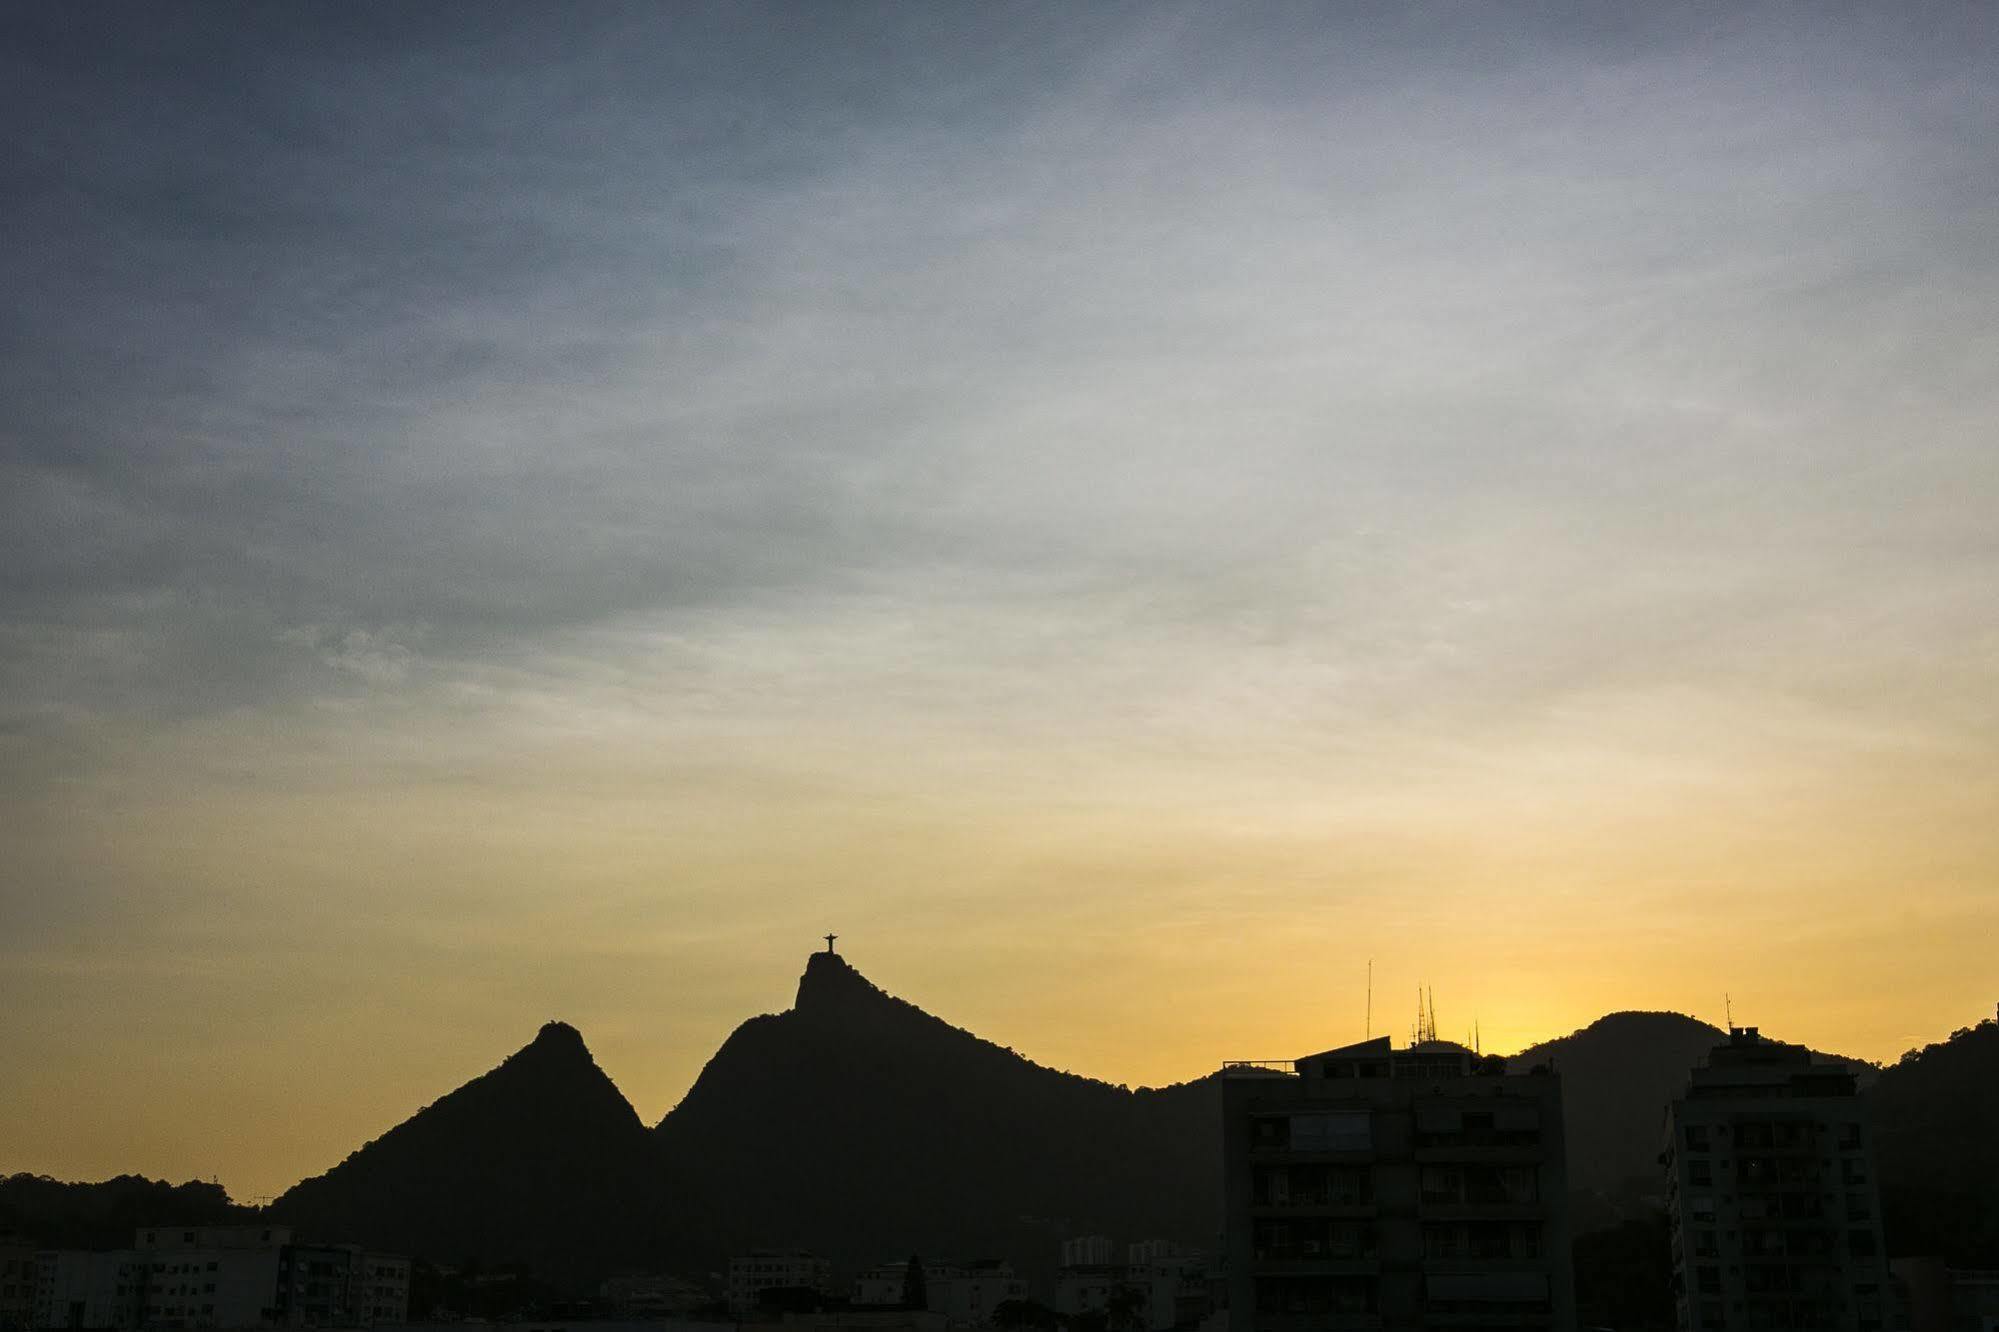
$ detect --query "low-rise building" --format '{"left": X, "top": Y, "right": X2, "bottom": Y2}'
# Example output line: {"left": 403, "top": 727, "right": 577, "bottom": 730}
{"left": 32, "top": 1250, "right": 147, "bottom": 1331}
{"left": 30, "top": 1226, "right": 407, "bottom": 1330}
{"left": 1123, "top": 1243, "right": 1210, "bottom": 1332}
{"left": 851, "top": 1259, "right": 1028, "bottom": 1326}
{"left": 1052, "top": 1241, "right": 1209, "bottom": 1332}
{"left": 1, "top": 1236, "right": 37, "bottom": 1332}
{"left": 729, "top": 1251, "right": 833, "bottom": 1315}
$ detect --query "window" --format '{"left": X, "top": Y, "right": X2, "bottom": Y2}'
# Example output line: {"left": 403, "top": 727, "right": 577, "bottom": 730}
{"left": 1290, "top": 1112, "right": 1371, "bottom": 1151}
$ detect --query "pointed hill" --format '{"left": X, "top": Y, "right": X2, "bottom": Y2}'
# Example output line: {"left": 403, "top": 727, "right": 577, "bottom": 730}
{"left": 1508, "top": 1011, "right": 1729, "bottom": 1203}
{"left": 651, "top": 951, "right": 1218, "bottom": 1279}
{"left": 1508, "top": 1012, "right": 1875, "bottom": 1225}
{"left": 269, "top": 1021, "right": 654, "bottom": 1278}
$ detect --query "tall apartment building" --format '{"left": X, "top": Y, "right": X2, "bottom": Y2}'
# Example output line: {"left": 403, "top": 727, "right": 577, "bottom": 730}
{"left": 1662, "top": 1027, "right": 1891, "bottom": 1332}
{"left": 1222, "top": 1036, "right": 1574, "bottom": 1330}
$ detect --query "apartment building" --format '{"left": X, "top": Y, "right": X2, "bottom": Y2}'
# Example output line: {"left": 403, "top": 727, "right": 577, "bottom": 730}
{"left": 2, "top": 1237, "right": 37, "bottom": 1332}
{"left": 1662, "top": 1027, "right": 1891, "bottom": 1332}
{"left": 851, "top": 1258, "right": 1028, "bottom": 1326}
{"left": 31, "top": 1250, "right": 148, "bottom": 1331}
{"left": 30, "top": 1226, "right": 407, "bottom": 1330}
{"left": 1222, "top": 1036, "right": 1574, "bottom": 1330}
{"left": 727, "top": 1250, "right": 832, "bottom": 1315}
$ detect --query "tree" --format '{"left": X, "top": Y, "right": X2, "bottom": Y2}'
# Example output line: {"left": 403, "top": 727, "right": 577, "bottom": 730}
{"left": 902, "top": 1254, "right": 928, "bottom": 1311}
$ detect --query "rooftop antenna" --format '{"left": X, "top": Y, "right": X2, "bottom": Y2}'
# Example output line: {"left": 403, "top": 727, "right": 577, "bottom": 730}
{"left": 1725, "top": 992, "right": 1733, "bottom": 1031}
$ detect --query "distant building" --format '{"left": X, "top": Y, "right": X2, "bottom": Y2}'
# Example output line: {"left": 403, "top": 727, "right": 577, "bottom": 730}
{"left": 1, "top": 1236, "right": 37, "bottom": 1332}
{"left": 1662, "top": 1026, "right": 1891, "bottom": 1332}
{"left": 1122, "top": 1243, "right": 1210, "bottom": 1332}
{"left": 851, "top": 1259, "right": 1028, "bottom": 1326}
{"left": 1890, "top": 1256, "right": 1999, "bottom": 1332}
{"left": 30, "top": 1226, "right": 406, "bottom": 1330}
{"left": 1054, "top": 1236, "right": 1121, "bottom": 1326}
{"left": 782, "top": 1313, "right": 951, "bottom": 1332}
{"left": 1062, "top": 1238, "right": 1115, "bottom": 1270}
{"left": 729, "top": 1251, "right": 832, "bottom": 1315}
{"left": 1052, "top": 1237, "right": 1212, "bottom": 1330}
{"left": 1222, "top": 1036, "right": 1575, "bottom": 1330}
{"left": 31, "top": 1250, "right": 147, "bottom": 1331}
{"left": 1948, "top": 1270, "right": 1999, "bottom": 1332}
{"left": 134, "top": 1226, "right": 288, "bottom": 1329}
{"left": 597, "top": 1272, "right": 709, "bottom": 1318}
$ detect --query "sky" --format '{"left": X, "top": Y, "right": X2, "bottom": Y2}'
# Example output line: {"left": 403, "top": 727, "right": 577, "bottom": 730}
{"left": 3, "top": 2, "right": 1996, "bottom": 1201}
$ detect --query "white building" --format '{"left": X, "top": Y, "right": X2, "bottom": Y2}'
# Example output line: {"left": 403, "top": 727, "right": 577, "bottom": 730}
{"left": 2, "top": 1237, "right": 39, "bottom": 1332}
{"left": 728, "top": 1251, "right": 832, "bottom": 1315}
{"left": 32, "top": 1225, "right": 407, "bottom": 1330}
{"left": 135, "top": 1226, "right": 288, "bottom": 1329}
{"left": 1123, "top": 1243, "right": 1209, "bottom": 1332}
{"left": 32, "top": 1250, "right": 147, "bottom": 1331}
{"left": 851, "top": 1259, "right": 1028, "bottom": 1327}
{"left": 1061, "top": 1238, "right": 1114, "bottom": 1270}
{"left": 1052, "top": 1242, "right": 1208, "bottom": 1332}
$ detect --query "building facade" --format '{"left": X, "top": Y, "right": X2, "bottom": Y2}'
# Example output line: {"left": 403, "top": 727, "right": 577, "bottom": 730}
{"left": 727, "top": 1250, "right": 833, "bottom": 1315}
{"left": 29, "top": 1227, "right": 407, "bottom": 1330}
{"left": 1662, "top": 1027, "right": 1891, "bottom": 1332}
{"left": 1222, "top": 1036, "right": 1574, "bottom": 1331}
{"left": 31, "top": 1251, "right": 147, "bottom": 1332}
{"left": 2, "top": 1238, "right": 38, "bottom": 1332}
{"left": 851, "top": 1259, "right": 1028, "bottom": 1327}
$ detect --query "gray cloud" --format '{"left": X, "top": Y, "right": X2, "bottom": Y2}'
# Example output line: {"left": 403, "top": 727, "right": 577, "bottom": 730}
{"left": 3, "top": 0, "right": 1995, "bottom": 763}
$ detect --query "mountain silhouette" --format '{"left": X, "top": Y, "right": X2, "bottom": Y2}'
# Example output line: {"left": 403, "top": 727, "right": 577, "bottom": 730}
{"left": 652, "top": 951, "right": 1218, "bottom": 1280}
{"left": 269, "top": 1021, "right": 655, "bottom": 1279}
{"left": 245, "top": 957, "right": 1894, "bottom": 1282}
{"left": 1870, "top": 1016, "right": 1999, "bottom": 1264}
{"left": 1508, "top": 1011, "right": 1729, "bottom": 1205}
{"left": 1508, "top": 1011, "right": 1873, "bottom": 1223}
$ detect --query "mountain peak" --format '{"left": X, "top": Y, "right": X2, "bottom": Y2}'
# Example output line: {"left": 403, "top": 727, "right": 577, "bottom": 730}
{"left": 794, "top": 949, "right": 882, "bottom": 1013}
{"left": 531, "top": 1019, "right": 587, "bottom": 1050}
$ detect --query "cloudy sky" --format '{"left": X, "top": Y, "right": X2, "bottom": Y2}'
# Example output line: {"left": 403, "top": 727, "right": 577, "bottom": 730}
{"left": 4, "top": 2, "right": 1996, "bottom": 1200}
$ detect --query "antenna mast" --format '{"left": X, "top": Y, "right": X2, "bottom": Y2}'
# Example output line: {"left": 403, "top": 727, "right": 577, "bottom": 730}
{"left": 1365, "top": 958, "right": 1372, "bottom": 1040}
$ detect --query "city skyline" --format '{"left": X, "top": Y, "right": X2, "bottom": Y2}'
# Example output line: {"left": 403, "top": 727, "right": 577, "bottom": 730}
{"left": 5, "top": 3, "right": 1997, "bottom": 1205}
